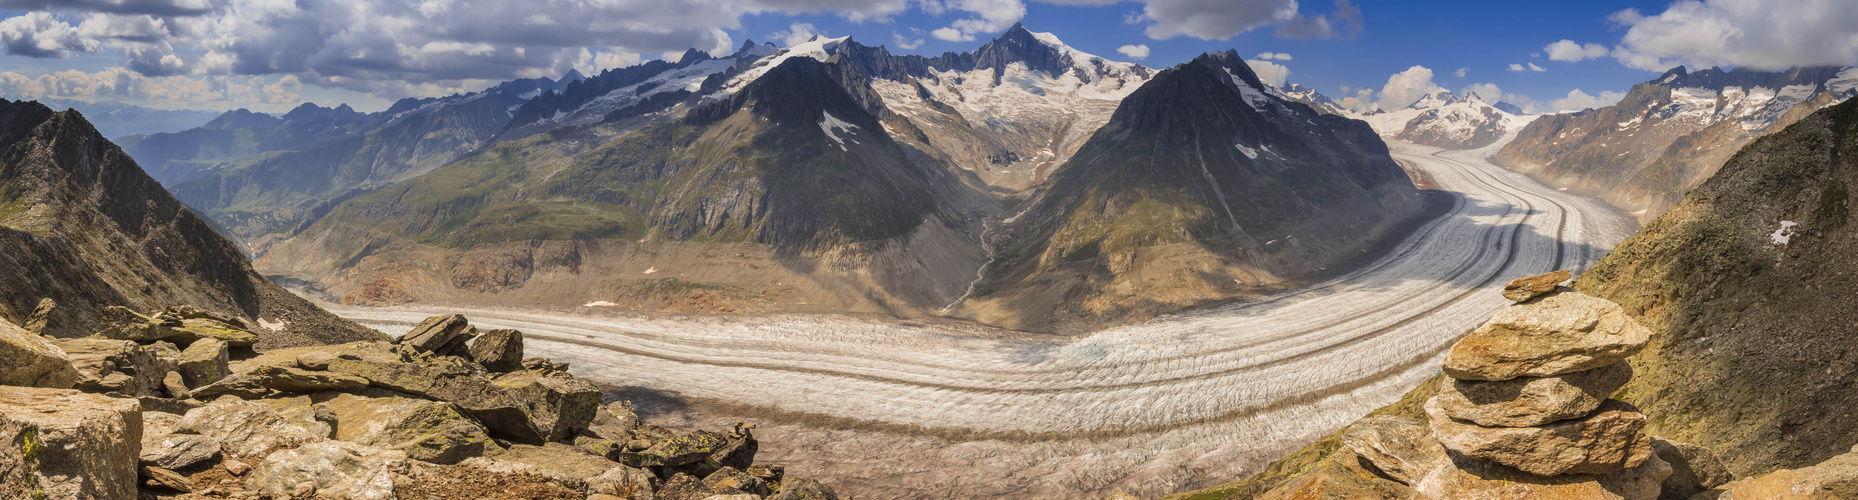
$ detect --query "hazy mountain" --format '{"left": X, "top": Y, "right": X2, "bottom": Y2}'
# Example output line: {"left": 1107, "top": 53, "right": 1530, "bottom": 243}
{"left": 32, "top": 98, "right": 220, "bottom": 140}
{"left": 1495, "top": 65, "right": 1858, "bottom": 219}
{"left": 0, "top": 99, "right": 378, "bottom": 347}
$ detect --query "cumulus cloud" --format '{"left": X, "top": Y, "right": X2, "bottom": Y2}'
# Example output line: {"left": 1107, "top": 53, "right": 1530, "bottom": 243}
{"left": 1, "top": 12, "right": 101, "bottom": 58}
{"left": 1453, "top": 67, "right": 1467, "bottom": 78}
{"left": 1116, "top": 44, "right": 1149, "bottom": 59}
{"left": 928, "top": 0, "right": 1024, "bottom": 42}
{"left": 1246, "top": 59, "right": 1289, "bottom": 87}
{"left": 892, "top": 31, "right": 924, "bottom": 50}
{"left": 1549, "top": 88, "right": 1626, "bottom": 112}
{"left": 1544, "top": 39, "right": 1608, "bottom": 62}
{"left": 1374, "top": 65, "right": 1444, "bottom": 110}
{"left": 1461, "top": 82, "right": 1501, "bottom": 102}
{"left": 1604, "top": 0, "right": 1858, "bottom": 71}
{"left": 1255, "top": 51, "right": 1291, "bottom": 60}
{"left": 1508, "top": 62, "right": 1545, "bottom": 72}
{"left": 772, "top": 22, "right": 822, "bottom": 47}
{"left": 0, "top": 66, "right": 305, "bottom": 109}
{"left": 1276, "top": 0, "right": 1362, "bottom": 40}
{"left": 0, "top": 0, "right": 214, "bottom": 16}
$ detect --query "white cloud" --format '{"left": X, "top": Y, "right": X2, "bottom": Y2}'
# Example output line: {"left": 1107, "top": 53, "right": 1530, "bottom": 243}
{"left": 0, "top": 67, "right": 306, "bottom": 110}
{"left": 1453, "top": 67, "right": 1466, "bottom": 78}
{"left": 1246, "top": 59, "right": 1289, "bottom": 87}
{"left": 1, "top": 12, "right": 101, "bottom": 58}
{"left": 572, "top": 47, "right": 641, "bottom": 75}
{"left": 1604, "top": 0, "right": 1858, "bottom": 71}
{"left": 1374, "top": 65, "right": 1444, "bottom": 110}
{"left": 1508, "top": 62, "right": 1545, "bottom": 72}
{"left": 1116, "top": 44, "right": 1149, "bottom": 59}
{"left": 1544, "top": 39, "right": 1609, "bottom": 62}
{"left": 1255, "top": 51, "right": 1291, "bottom": 60}
{"left": 928, "top": 0, "right": 1024, "bottom": 42}
{"left": 771, "top": 22, "right": 822, "bottom": 48}
{"left": 1461, "top": 82, "right": 1501, "bottom": 102}
{"left": 891, "top": 31, "right": 924, "bottom": 50}
{"left": 1549, "top": 88, "right": 1626, "bottom": 112}
{"left": 930, "top": 27, "right": 965, "bottom": 42}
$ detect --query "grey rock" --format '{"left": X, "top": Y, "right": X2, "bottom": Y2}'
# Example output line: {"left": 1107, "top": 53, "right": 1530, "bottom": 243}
{"left": 470, "top": 329, "right": 525, "bottom": 372}
{"left": 585, "top": 465, "right": 657, "bottom": 499}
{"left": 247, "top": 440, "right": 408, "bottom": 500}
{"left": 1437, "top": 362, "right": 1633, "bottom": 427}
{"left": 177, "top": 398, "right": 323, "bottom": 458}
{"left": 49, "top": 337, "right": 174, "bottom": 397}
{"left": 1428, "top": 397, "right": 1653, "bottom": 476}
{"left": 1341, "top": 415, "right": 1449, "bottom": 484}
{"left": 399, "top": 314, "right": 477, "bottom": 355}
{"left": 0, "top": 386, "right": 143, "bottom": 500}
{"left": 140, "top": 433, "right": 221, "bottom": 469}
{"left": 0, "top": 316, "right": 78, "bottom": 388}
{"left": 493, "top": 370, "right": 602, "bottom": 442}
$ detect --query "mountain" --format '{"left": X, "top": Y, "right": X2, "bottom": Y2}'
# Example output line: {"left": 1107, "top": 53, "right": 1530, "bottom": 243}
{"left": 1495, "top": 65, "right": 1858, "bottom": 219}
{"left": 1575, "top": 95, "right": 1858, "bottom": 475}
{"left": 497, "top": 45, "right": 768, "bottom": 141}
{"left": 1279, "top": 83, "right": 1352, "bottom": 117}
{"left": 118, "top": 74, "right": 579, "bottom": 250}
{"left": 0, "top": 99, "right": 379, "bottom": 347}
{"left": 33, "top": 99, "right": 221, "bottom": 140}
{"left": 1360, "top": 91, "right": 1528, "bottom": 150}
{"left": 259, "top": 56, "right": 996, "bottom": 315}
{"left": 948, "top": 51, "right": 1425, "bottom": 331}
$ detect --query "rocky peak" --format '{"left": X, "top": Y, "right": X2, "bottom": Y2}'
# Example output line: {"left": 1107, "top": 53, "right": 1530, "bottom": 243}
{"left": 200, "top": 108, "right": 281, "bottom": 131}
{"left": 1192, "top": 49, "right": 1269, "bottom": 94}
{"left": 973, "top": 22, "right": 1071, "bottom": 78}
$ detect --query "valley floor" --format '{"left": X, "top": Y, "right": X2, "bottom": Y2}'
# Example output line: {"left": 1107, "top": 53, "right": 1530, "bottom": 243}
{"left": 322, "top": 142, "right": 1640, "bottom": 499}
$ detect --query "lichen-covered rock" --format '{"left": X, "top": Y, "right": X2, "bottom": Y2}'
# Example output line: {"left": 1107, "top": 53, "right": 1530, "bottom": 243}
{"left": 0, "top": 386, "right": 142, "bottom": 500}
{"left": 324, "top": 345, "right": 543, "bottom": 443}
{"left": 1503, "top": 270, "right": 1571, "bottom": 303}
{"left": 1428, "top": 397, "right": 1653, "bottom": 476}
{"left": 171, "top": 318, "right": 260, "bottom": 347}
{"left": 1442, "top": 292, "right": 1652, "bottom": 381}
{"left": 494, "top": 370, "right": 601, "bottom": 442}
{"left": 704, "top": 466, "right": 771, "bottom": 496}
{"left": 248, "top": 440, "right": 407, "bottom": 500}
{"left": 177, "top": 398, "right": 322, "bottom": 458}
{"left": 458, "top": 442, "right": 617, "bottom": 486}
{"left": 1414, "top": 451, "right": 1671, "bottom": 500}
{"left": 0, "top": 317, "right": 78, "bottom": 388}
{"left": 23, "top": 298, "right": 56, "bottom": 334}
{"left": 585, "top": 465, "right": 657, "bottom": 499}
{"left": 470, "top": 329, "right": 525, "bottom": 372}
{"left": 768, "top": 476, "right": 840, "bottom": 500}
{"left": 1653, "top": 438, "right": 1733, "bottom": 500}
{"left": 49, "top": 337, "right": 173, "bottom": 397}
{"left": 324, "top": 391, "right": 495, "bottom": 465}
{"left": 624, "top": 430, "right": 731, "bottom": 468}
{"left": 399, "top": 314, "right": 477, "bottom": 355}
{"left": 1341, "top": 415, "right": 1449, "bottom": 484}
{"left": 140, "top": 433, "right": 220, "bottom": 470}
{"left": 1436, "top": 362, "right": 1633, "bottom": 428}
{"left": 175, "top": 337, "right": 230, "bottom": 388}
{"left": 246, "top": 363, "right": 370, "bottom": 393}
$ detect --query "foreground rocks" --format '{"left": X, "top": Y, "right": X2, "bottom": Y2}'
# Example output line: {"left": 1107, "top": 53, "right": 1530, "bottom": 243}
{"left": 1442, "top": 289, "right": 1652, "bottom": 381}
{"left": 0, "top": 308, "right": 841, "bottom": 500}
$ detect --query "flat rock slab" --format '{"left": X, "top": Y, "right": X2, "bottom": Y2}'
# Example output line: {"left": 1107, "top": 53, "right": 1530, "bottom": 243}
{"left": 0, "top": 317, "right": 79, "bottom": 388}
{"left": 1415, "top": 450, "right": 1671, "bottom": 500}
{"left": 1436, "top": 362, "right": 1633, "bottom": 427}
{"left": 1504, "top": 270, "right": 1571, "bottom": 302}
{"left": 1341, "top": 415, "right": 1449, "bottom": 484}
{"left": 0, "top": 386, "right": 143, "bottom": 500}
{"left": 1429, "top": 397, "right": 1652, "bottom": 476}
{"left": 1443, "top": 292, "right": 1652, "bottom": 381}
{"left": 1700, "top": 446, "right": 1858, "bottom": 499}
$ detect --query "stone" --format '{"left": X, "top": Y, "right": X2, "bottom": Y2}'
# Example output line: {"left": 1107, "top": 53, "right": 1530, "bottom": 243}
{"left": 524, "top": 357, "right": 569, "bottom": 374}
{"left": 624, "top": 430, "right": 731, "bottom": 468}
{"left": 1442, "top": 292, "right": 1653, "bottom": 381}
{"left": 323, "top": 391, "right": 496, "bottom": 465}
{"left": 585, "top": 465, "right": 658, "bottom": 499}
{"left": 324, "top": 345, "right": 544, "bottom": 443}
{"left": 297, "top": 351, "right": 334, "bottom": 371}
{"left": 247, "top": 440, "right": 407, "bottom": 500}
{"left": 768, "top": 476, "right": 840, "bottom": 500}
{"left": 259, "top": 396, "right": 338, "bottom": 439}
{"left": 470, "top": 329, "right": 525, "bottom": 372}
{"left": 143, "top": 411, "right": 184, "bottom": 437}
{"left": 175, "top": 338, "right": 230, "bottom": 388}
{"left": 586, "top": 401, "right": 641, "bottom": 441}
{"left": 399, "top": 314, "right": 477, "bottom": 355}
{"left": 1414, "top": 451, "right": 1672, "bottom": 500}
{"left": 747, "top": 463, "right": 784, "bottom": 482}
{"left": 23, "top": 298, "right": 55, "bottom": 335}
{"left": 0, "top": 317, "right": 79, "bottom": 388}
{"left": 141, "top": 433, "right": 221, "bottom": 470}
{"left": 246, "top": 363, "right": 370, "bottom": 393}
{"left": 1504, "top": 270, "right": 1571, "bottom": 303}
{"left": 1256, "top": 448, "right": 1419, "bottom": 500}
{"left": 223, "top": 458, "right": 251, "bottom": 476}
{"left": 142, "top": 465, "right": 194, "bottom": 491}
{"left": 171, "top": 318, "right": 260, "bottom": 347}
{"left": 494, "top": 370, "right": 603, "bottom": 442}
{"left": 458, "top": 443, "right": 618, "bottom": 486}
{"left": 1428, "top": 397, "right": 1653, "bottom": 476}
{"left": 49, "top": 337, "right": 174, "bottom": 397}
{"left": 1700, "top": 447, "right": 1858, "bottom": 499}
{"left": 177, "top": 398, "right": 323, "bottom": 458}
{"left": 657, "top": 473, "right": 707, "bottom": 500}
{"left": 189, "top": 374, "right": 272, "bottom": 399}
{"left": 1437, "top": 362, "right": 1633, "bottom": 427}
{"left": 94, "top": 305, "right": 181, "bottom": 342}
{"left": 0, "top": 386, "right": 142, "bottom": 500}
{"left": 704, "top": 466, "right": 772, "bottom": 496}
{"left": 1341, "top": 415, "right": 1449, "bottom": 484}
{"left": 708, "top": 423, "right": 758, "bottom": 472}
{"left": 1651, "top": 439, "right": 1733, "bottom": 500}
{"left": 161, "top": 371, "right": 190, "bottom": 399}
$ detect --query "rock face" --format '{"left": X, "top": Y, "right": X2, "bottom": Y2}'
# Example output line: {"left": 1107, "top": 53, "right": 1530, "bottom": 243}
{"left": 470, "top": 329, "right": 524, "bottom": 372}
{"left": 0, "top": 317, "right": 79, "bottom": 388}
{"left": 0, "top": 386, "right": 143, "bottom": 500}
{"left": 1428, "top": 398, "right": 1653, "bottom": 476}
{"left": 49, "top": 337, "right": 174, "bottom": 397}
{"left": 1435, "top": 361, "right": 1632, "bottom": 427}
{"left": 1503, "top": 269, "right": 1571, "bottom": 303}
{"left": 323, "top": 391, "right": 493, "bottom": 465}
{"left": 1442, "top": 291, "right": 1652, "bottom": 381}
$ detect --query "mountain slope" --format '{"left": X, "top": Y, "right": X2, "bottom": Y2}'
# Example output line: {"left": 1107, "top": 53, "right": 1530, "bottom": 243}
{"left": 1575, "top": 95, "right": 1858, "bottom": 475}
{"left": 0, "top": 99, "right": 380, "bottom": 347}
{"left": 1359, "top": 91, "right": 1528, "bottom": 150}
{"left": 951, "top": 51, "right": 1424, "bottom": 331}
{"left": 260, "top": 56, "right": 993, "bottom": 314}
{"left": 1495, "top": 65, "right": 1858, "bottom": 219}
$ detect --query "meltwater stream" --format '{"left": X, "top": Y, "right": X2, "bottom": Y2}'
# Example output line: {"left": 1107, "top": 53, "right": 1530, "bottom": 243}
{"left": 327, "top": 142, "right": 1639, "bottom": 498}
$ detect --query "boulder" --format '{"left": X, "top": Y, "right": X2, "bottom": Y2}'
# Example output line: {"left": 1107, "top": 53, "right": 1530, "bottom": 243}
{"left": 704, "top": 466, "right": 772, "bottom": 496}
{"left": 324, "top": 345, "right": 544, "bottom": 443}
{"left": 708, "top": 424, "right": 758, "bottom": 472}
{"left": 171, "top": 318, "right": 260, "bottom": 347}
{"left": 23, "top": 297, "right": 55, "bottom": 335}
{"left": 399, "top": 314, "right": 477, "bottom": 355}
{"left": 1503, "top": 270, "right": 1571, "bottom": 302}
{"left": 459, "top": 442, "right": 618, "bottom": 486}
{"left": 1341, "top": 415, "right": 1449, "bottom": 484}
{"left": 49, "top": 337, "right": 174, "bottom": 397}
{"left": 176, "top": 398, "right": 322, "bottom": 458}
{"left": 323, "top": 391, "right": 496, "bottom": 465}
{"left": 246, "top": 363, "right": 370, "bottom": 393}
{"left": 1414, "top": 451, "right": 1672, "bottom": 500}
{"left": 140, "top": 433, "right": 220, "bottom": 470}
{"left": 1442, "top": 292, "right": 1653, "bottom": 381}
{"left": 585, "top": 465, "right": 658, "bottom": 499}
{"left": 142, "top": 464, "right": 192, "bottom": 491}
{"left": 470, "top": 329, "right": 525, "bottom": 372}
{"left": 1256, "top": 448, "right": 1419, "bottom": 499}
{"left": 258, "top": 396, "right": 338, "bottom": 439}
{"left": 0, "top": 386, "right": 142, "bottom": 500}
{"left": 1436, "top": 362, "right": 1633, "bottom": 427}
{"left": 747, "top": 463, "right": 783, "bottom": 482}
{"left": 586, "top": 401, "right": 641, "bottom": 441}
{"left": 0, "top": 317, "right": 78, "bottom": 388}
{"left": 768, "top": 476, "right": 840, "bottom": 500}
{"left": 247, "top": 440, "right": 407, "bottom": 500}
{"left": 494, "top": 370, "right": 602, "bottom": 442}
{"left": 1653, "top": 439, "right": 1733, "bottom": 500}
{"left": 1699, "top": 447, "right": 1858, "bottom": 499}
{"left": 161, "top": 370, "right": 190, "bottom": 400}
{"left": 175, "top": 337, "right": 230, "bottom": 388}
{"left": 657, "top": 473, "right": 707, "bottom": 500}
{"left": 624, "top": 430, "right": 731, "bottom": 468}
{"left": 94, "top": 306, "right": 180, "bottom": 342}
{"left": 1428, "top": 397, "right": 1653, "bottom": 476}
{"left": 297, "top": 351, "right": 334, "bottom": 371}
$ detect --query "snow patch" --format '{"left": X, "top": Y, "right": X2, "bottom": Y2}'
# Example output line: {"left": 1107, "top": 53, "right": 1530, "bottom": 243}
{"left": 1771, "top": 220, "right": 1797, "bottom": 245}
{"left": 820, "top": 111, "right": 860, "bottom": 151}
{"left": 582, "top": 301, "right": 619, "bottom": 307}
{"left": 1235, "top": 143, "right": 1258, "bottom": 159}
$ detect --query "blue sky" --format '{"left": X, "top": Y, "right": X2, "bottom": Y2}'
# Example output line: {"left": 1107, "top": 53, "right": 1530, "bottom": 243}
{"left": 2, "top": 0, "right": 1854, "bottom": 115}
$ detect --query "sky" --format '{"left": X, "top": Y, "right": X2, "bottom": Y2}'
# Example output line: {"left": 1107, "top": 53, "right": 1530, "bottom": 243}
{"left": 1, "top": 0, "right": 1855, "bottom": 116}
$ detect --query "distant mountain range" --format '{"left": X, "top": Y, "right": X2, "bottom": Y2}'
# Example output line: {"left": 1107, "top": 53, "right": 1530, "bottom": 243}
{"left": 1358, "top": 91, "right": 1531, "bottom": 150}
{"left": 33, "top": 98, "right": 221, "bottom": 140}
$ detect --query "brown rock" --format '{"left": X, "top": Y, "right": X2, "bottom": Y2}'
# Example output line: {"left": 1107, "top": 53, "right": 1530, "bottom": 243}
{"left": 1414, "top": 450, "right": 1672, "bottom": 500}
{"left": 1437, "top": 362, "right": 1633, "bottom": 427}
{"left": 247, "top": 440, "right": 408, "bottom": 500}
{"left": 142, "top": 465, "right": 193, "bottom": 491}
{"left": 246, "top": 363, "right": 370, "bottom": 393}
{"left": 23, "top": 297, "right": 55, "bottom": 335}
{"left": 1257, "top": 448, "right": 1419, "bottom": 499}
{"left": 657, "top": 473, "right": 707, "bottom": 500}
{"left": 1652, "top": 438, "right": 1733, "bottom": 500}
{"left": 585, "top": 400, "right": 641, "bottom": 441}
{"left": 176, "top": 398, "right": 322, "bottom": 458}
{"left": 1503, "top": 270, "right": 1571, "bottom": 302}
{"left": 175, "top": 337, "right": 230, "bottom": 388}
{"left": 323, "top": 391, "right": 495, "bottom": 465}
{"left": 161, "top": 371, "right": 191, "bottom": 399}
{"left": 0, "top": 316, "right": 79, "bottom": 388}
{"left": 1699, "top": 447, "right": 1858, "bottom": 499}
{"left": 49, "top": 337, "right": 174, "bottom": 397}
{"left": 1428, "top": 397, "right": 1653, "bottom": 476}
{"left": 705, "top": 466, "right": 772, "bottom": 496}
{"left": 493, "top": 370, "right": 602, "bottom": 442}
{"left": 399, "top": 314, "right": 477, "bottom": 355}
{"left": 296, "top": 351, "right": 334, "bottom": 371}
{"left": 747, "top": 463, "right": 784, "bottom": 482}
{"left": 457, "top": 442, "right": 617, "bottom": 485}
{"left": 470, "top": 329, "right": 525, "bottom": 372}
{"left": 140, "top": 433, "right": 221, "bottom": 470}
{"left": 585, "top": 465, "right": 656, "bottom": 499}
{"left": 1443, "top": 292, "right": 1652, "bottom": 381}
{"left": 0, "top": 386, "right": 143, "bottom": 500}
{"left": 1342, "top": 415, "right": 1449, "bottom": 484}
{"left": 768, "top": 476, "right": 840, "bottom": 500}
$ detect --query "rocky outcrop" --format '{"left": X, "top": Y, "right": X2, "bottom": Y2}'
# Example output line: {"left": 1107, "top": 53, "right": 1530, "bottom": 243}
{"left": 0, "top": 386, "right": 143, "bottom": 500}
